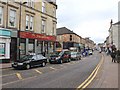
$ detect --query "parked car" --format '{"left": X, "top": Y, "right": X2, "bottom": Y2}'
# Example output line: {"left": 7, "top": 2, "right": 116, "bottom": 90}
{"left": 12, "top": 54, "right": 47, "bottom": 69}
{"left": 70, "top": 52, "right": 81, "bottom": 60}
{"left": 76, "top": 52, "right": 81, "bottom": 60}
{"left": 88, "top": 49, "right": 93, "bottom": 55}
{"left": 49, "top": 50, "right": 71, "bottom": 64}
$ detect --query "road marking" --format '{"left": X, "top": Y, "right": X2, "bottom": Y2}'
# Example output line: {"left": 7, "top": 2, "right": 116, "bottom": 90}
{"left": 77, "top": 54, "right": 104, "bottom": 90}
{"left": 49, "top": 67, "right": 56, "bottom": 70}
{"left": 34, "top": 69, "right": 42, "bottom": 74}
{"left": 0, "top": 73, "right": 16, "bottom": 77}
{"left": 16, "top": 73, "right": 23, "bottom": 80}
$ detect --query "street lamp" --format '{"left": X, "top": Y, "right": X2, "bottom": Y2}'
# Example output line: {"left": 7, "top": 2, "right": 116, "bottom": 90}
{"left": 18, "top": 1, "right": 27, "bottom": 60}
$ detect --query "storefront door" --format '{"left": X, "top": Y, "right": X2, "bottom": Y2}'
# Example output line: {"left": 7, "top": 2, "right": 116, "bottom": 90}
{"left": 10, "top": 38, "right": 17, "bottom": 62}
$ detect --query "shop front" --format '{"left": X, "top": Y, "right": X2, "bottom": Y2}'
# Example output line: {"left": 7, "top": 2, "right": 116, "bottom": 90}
{"left": 19, "top": 31, "right": 56, "bottom": 57}
{"left": 0, "top": 29, "right": 11, "bottom": 63}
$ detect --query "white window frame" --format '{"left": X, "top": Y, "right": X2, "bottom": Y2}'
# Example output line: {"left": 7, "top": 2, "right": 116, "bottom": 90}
{"left": 53, "top": 7, "right": 56, "bottom": 17}
{"left": 41, "top": 20, "right": 46, "bottom": 33}
{"left": 42, "top": 2, "right": 46, "bottom": 13}
{"left": 30, "top": 0, "right": 34, "bottom": 8}
{"left": 0, "top": 6, "right": 3, "bottom": 25}
{"left": 26, "top": 15, "right": 29, "bottom": 30}
{"left": 53, "top": 22, "right": 56, "bottom": 35}
{"left": 30, "top": 16, "right": 33, "bottom": 31}
{"left": 9, "top": 9, "right": 16, "bottom": 27}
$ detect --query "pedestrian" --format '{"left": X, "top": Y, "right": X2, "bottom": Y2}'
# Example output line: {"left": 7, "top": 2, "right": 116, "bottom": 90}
{"left": 110, "top": 45, "right": 116, "bottom": 63}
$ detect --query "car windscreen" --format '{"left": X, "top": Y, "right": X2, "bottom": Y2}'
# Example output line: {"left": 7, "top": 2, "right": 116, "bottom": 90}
{"left": 20, "top": 55, "right": 33, "bottom": 61}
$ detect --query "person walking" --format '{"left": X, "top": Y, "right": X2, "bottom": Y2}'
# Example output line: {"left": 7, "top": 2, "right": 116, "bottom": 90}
{"left": 110, "top": 45, "right": 116, "bottom": 63}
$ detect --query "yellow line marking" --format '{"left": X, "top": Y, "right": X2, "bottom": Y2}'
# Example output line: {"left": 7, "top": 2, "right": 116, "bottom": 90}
{"left": 77, "top": 55, "right": 104, "bottom": 90}
{"left": 34, "top": 69, "right": 42, "bottom": 74}
{"left": 16, "top": 73, "right": 23, "bottom": 80}
{"left": 2, "top": 75, "right": 37, "bottom": 86}
{"left": 49, "top": 67, "right": 56, "bottom": 70}
{"left": 82, "top": 56, "right": 104, "bottom": 89}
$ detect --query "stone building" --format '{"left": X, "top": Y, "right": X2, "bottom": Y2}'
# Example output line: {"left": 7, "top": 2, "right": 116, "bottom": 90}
{"left": 0, "top": 0, "right": 57, "bottom": 63}
{"left": 56, "top": 27, "right": 81, "bottom": 51}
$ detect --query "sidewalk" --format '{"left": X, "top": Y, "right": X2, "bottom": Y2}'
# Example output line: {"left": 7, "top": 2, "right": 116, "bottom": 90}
{"left": 88, "top": 52, "right": 119, "bottom": 88}
{"left": 0, "top": 62, "right": 12, "bottom": 69}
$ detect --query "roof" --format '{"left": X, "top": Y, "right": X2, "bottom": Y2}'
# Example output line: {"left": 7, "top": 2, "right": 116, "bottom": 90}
{"left": 56, "top": 27, "right": 75, "bottom": 35}
{"left": 113, "top": 21, "right": 120, "bottom": 25}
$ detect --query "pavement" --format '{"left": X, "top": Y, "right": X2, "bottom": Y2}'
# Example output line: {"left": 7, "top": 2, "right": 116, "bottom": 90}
{"left": 88, "top": 52, "right": 119, "bottom": 89}
{"left": 0, "top": 62, "right": 12, "bottom": 69}
{"left": 0, "top": 52, "right": 119, "bottom": 89}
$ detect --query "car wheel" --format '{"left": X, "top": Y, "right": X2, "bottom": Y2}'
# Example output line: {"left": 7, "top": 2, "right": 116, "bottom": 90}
{"left": 26, "top": 64, "right": 30, "bottom": 69}
{"left": 68, "top": 58, "right": 71, "bottom": 62}
{"left": 60, "top": 60, "right": 63, "bottom": 64}
{"left": 42, "top": 62, "right": 46, "bottom": 67}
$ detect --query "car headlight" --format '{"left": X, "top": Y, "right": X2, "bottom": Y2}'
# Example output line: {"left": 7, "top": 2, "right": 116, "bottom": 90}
{"left": 56, "top": 56, "right": 60, "bottom": 60}
{"left": 17, "top": 63, "right": 23, "bottom": 65}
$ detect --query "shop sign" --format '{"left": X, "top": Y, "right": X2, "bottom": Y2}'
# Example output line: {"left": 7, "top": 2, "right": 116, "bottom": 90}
{"left": 0, "top": 43, "right": 5, "bottom": 57}
{"left": 0, "top": 29, "right": 11, "bottom": 37}
{"left": 20, "top": 31, "right": 56, "bottom": 41}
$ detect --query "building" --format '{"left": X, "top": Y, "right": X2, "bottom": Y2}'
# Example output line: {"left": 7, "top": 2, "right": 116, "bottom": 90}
{"left": 108, "top": 21, "right": 120, "bottom": 50}
{"left": 56, "top": 27, "right": 81, "bottom": 51}
{"left": 0, "top": 0, "right": 57, "bottom": 63}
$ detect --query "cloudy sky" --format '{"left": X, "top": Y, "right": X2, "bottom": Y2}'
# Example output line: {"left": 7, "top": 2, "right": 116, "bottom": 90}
{"left": 56, "top": 0, "right": 119, "bottom": 44}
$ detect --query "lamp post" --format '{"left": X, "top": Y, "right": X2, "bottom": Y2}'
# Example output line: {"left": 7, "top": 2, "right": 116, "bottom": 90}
{"left": 17, "top": 1, "right": 27, "bottom": 60}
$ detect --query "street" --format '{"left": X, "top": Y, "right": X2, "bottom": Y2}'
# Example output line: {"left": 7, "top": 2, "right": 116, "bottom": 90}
{"left": 2, "top": 51, "right": 102, "bottom": 88}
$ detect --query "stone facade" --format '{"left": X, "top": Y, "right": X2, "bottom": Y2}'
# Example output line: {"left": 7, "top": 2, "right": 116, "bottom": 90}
{"left": 0, "top": 0, "right": 57, "bottom": 62}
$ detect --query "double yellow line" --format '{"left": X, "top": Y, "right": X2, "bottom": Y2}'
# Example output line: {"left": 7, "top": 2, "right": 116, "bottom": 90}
{"left": 77, "top": 54, "right": 104, "bottom": 90}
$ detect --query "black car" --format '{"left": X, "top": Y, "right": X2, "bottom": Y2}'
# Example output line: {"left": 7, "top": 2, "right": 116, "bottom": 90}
{"left": 12, "top": 54, "right": 47, "bottom": 69}
{"left": 49, "top": 50, "right": 71, "bottom": 64}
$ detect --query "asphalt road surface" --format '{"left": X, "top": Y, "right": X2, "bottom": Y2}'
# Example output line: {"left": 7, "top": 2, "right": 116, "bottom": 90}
{"left": 2, "top": 51, "right": 102, "bottom": 89}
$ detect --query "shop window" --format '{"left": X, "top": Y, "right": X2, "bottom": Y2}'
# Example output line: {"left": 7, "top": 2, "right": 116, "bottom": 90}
{"left": 20, "top": 43, "right": 26, "bottom": 56}
{"left": 28, "top": 39, "right": 34, "bottom": 53}
{"left": 0, "top": 43, "right": 5, "bottom": 57}
{"left": 9, "top": 9, "right": 16, "bottom": 27}
{"left": 20, "top": 39, "right": 26, "bottom": 57}
{"left": 0, "top": 7, "right": 3, "bottom": 25}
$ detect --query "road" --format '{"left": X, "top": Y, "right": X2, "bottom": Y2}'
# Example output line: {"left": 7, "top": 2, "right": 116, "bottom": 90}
{"left": 2, "top": 51, "right": 102, "bottom": 89}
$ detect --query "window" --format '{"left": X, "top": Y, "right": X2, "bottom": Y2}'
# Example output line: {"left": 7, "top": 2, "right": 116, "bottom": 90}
{"left": 42, "top": 20, "right": 46, "bottom": 33}
{"left": 25, "top": 0, "right": 29, "bottom": 6}
{"left": 0, "top": 7, "right": 3, "bottom": 25}
{"left": 42, "top": 2, "right": 46, "bottom": 13}
{"left": 53, "top": 7, "right": 56, "bottom": 16}
{"left": 52, "top": 22, "right": 56, "bottom": 35}
{"left": 0, "top": 43, "right": 5, "bottom": 57}
{"left": 30, "top": 16, "right": 33, "bottom": 31}
{"left": 31, "top": 0, "right": 34, "bottom": 8}
{"left": 26, "top": 15, "right": 34, "bottom": 31}
{"left": 25, "top": 0, "right": 34, "bottom": 8}
{"left": 70, "top": 35, "right": 72, "bottom": 41}
{"left": 9, "top": 10, "right": 16, "bottom": 27}
{"left": 26, "top": 15, "right": 29, "bottom": 30}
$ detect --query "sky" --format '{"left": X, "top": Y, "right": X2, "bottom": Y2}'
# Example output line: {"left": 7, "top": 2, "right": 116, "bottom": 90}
{"left": 56, "top": 0, "right": 119, "bottom": 44}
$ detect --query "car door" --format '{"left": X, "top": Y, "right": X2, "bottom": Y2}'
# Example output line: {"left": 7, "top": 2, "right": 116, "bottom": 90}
{"left": 36, "top": 55, "right": 43, "bottom": 65}
{"left": 31, "top": 55, "right": 37, "bottom": 66}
